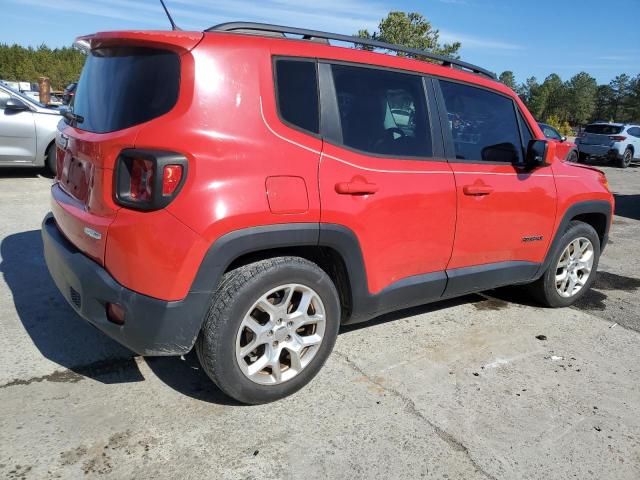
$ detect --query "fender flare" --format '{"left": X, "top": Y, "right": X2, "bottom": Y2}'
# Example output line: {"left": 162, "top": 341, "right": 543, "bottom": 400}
{"left": 189, "top": 223, "right": 372, "bottom": 317}
{"left": 189, "top": 222, "right": 447, "bottom": 324}
{"left": 535, "top": 199, "right": 612, "bottom": 278}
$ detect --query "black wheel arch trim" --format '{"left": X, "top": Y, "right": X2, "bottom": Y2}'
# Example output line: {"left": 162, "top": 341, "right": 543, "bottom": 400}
{"left": 535, "top": 199, "right": 612, "bottom": 278}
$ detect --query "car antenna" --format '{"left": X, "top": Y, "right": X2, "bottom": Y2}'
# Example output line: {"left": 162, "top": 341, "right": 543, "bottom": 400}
{"left": 159, "top": 0, "right": 181, "bottom": 31}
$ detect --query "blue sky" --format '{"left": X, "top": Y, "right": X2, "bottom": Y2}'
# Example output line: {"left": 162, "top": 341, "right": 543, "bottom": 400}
{"left": 3, "top": 0, "right": 639, "bottom": 85}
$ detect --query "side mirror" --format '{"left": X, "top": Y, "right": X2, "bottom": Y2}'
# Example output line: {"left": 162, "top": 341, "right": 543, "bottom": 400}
{"left": 525, "top": 139, "right": 548, "bottom": 170}
{"left": 5, "top": 98, "right": 29, "bottom": 112}
{"left": 560, "top": 136, "right": 567, "bottom": 142}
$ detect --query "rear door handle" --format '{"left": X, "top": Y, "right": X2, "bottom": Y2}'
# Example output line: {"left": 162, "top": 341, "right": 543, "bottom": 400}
{"left": 463, "top": 185, "right": 493, "bottom": 196}
{"left": 335, "top": 181, "right": 378, "bottom": 195}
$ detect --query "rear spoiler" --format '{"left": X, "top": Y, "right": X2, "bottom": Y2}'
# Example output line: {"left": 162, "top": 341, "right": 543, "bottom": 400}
{"left": 74, "top": 31, "right": 203, "bottom": 53}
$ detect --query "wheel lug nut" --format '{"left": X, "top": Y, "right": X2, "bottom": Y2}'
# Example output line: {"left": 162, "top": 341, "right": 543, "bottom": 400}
{"left": 285, "top": 335, "right": 291, "bottom": 341}
{"left": 277, "top": 318, "right": 282, "bottom": 324}
{"left": 287, "top": 321, "right": 293, "bottom": 327}
{"left": 273, "top": 341, "right": 279, "bottom": 347}
{"left": 268, "top": 330, "right": 273, "bottom": 336}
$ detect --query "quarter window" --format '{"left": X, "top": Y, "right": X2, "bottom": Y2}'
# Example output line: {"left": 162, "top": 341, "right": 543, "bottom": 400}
{"left": 628, "top": 127, "right": 640, "bottom": 138}
{"left": 518, "top": 111, "right": 533, "bottom": 148}
{"left": 440, "top": 80, "right": 523, "bottom": 163}
{"left": 331, "top": 64, "right": 432, "bottom": 157}
{"left": 275, "top": 59, "right": 319, "bottom": 134}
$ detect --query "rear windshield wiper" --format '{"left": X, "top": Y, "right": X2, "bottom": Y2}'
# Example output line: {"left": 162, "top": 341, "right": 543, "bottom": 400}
{"left": 63, "top": 109, "right": 84, "bottom": 125}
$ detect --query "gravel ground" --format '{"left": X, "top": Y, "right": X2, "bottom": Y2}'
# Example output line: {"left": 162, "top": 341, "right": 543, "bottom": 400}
{"left": 0, "top": 162, "right": 638, "bottom": 479}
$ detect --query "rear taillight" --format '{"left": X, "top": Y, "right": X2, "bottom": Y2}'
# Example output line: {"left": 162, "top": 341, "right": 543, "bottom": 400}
{"left": 609, "top": 135, "right": 626, "bottom": 141}
{"left": 162, "top": 164, "right": 183, "bottom": 196}
{"left": 130, "top": 158, "right": 154, "bottom": 201}
{"left": 114, "top": 149, "right": 188, "bottom": 211}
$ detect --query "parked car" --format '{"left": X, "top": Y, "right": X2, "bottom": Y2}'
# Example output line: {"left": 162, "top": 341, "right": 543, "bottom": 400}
{"left": 62, "top": 82, "right": 77, "bottom": 105}
{"left": 0, "top": 83, "right": 61, "bottom": 173}
{"left": 538, "top": 122, "right": 578, "bottom": 162}
{"left": 575, "top": 122, "right": 640, "bottom": 168}
{"left": 43, "top": 24, "right": 614, "bottom": 404}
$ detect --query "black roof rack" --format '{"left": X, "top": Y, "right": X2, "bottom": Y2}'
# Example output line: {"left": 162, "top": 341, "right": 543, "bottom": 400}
{"left": 205, "top": 22, "right": 497, "bottom": 79}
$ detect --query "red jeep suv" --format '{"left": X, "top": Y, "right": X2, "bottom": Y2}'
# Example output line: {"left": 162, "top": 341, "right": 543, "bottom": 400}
{"left": 43, "top": 23, "right": 614, "bottom": 404}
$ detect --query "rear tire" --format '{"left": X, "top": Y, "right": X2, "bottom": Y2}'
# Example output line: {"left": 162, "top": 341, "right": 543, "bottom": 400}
{"left": 618, "top": 148, "right": 632, "bottom": 168}
{"left": 45, "top": 143, "right": 57, "bottom": 176}
{"left": 196, "top": 256, "right": 341, "bottom": 404}
{"left": 526, "top": 221, "right": 600, "bottom": 308}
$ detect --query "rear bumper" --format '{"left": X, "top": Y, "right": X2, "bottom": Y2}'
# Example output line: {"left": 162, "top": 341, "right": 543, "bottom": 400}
{"left": 42, "top": 213, "right": 209, "bottom": 356}
{"left": 578, "top": 144, "right": 620, "bottom": 159}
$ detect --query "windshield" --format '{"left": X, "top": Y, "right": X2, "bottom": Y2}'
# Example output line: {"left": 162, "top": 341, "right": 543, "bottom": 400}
{"left": 585, "top": 124, "right": 624, "bottom": 135}
{"left": 71, "top": 47, "right": 180, "bottom": 133}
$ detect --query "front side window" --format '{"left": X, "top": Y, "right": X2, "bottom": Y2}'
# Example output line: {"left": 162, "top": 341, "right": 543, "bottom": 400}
{"left": 275, "top": 59, "right": 319, "bottom": 134}
{"left": 331, "top": 64, "right": 432, "bottom": 157}
{"left": 440, "top": 80, "right": 523, "bottom": 163}
{"left": 0, "top": 91, "right": 10, "bottom": 109}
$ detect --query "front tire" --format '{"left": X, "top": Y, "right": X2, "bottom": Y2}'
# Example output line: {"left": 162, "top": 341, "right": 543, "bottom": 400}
{"left": 566, "top": 150, "right": 578, "bottom": 163}
{"left": 618, "top": 148, "right": 632, "bottom": 168}
{"left": 196, "top": 257, "right": 341, "bottom": 404}
{"left": 527, "top": 221, "right": 600, "bottom": 308}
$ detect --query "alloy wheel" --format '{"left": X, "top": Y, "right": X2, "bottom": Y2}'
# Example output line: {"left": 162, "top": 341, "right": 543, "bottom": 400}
{"left": 235, "top": 283, "right": 326, "bottom": 385}
{"left": 555, "top": 237, "right": 594, "bottom": 298}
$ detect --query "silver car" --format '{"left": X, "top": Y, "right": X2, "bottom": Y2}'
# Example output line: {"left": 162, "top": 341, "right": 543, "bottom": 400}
{"left": 0, "top": 84, "right": 62, "bottom": 174}
{"left": 575, "top": 122, "right": 640, "bottom": 168}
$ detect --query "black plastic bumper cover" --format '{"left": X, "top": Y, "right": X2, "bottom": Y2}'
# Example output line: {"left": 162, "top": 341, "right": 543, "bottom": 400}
{"left": 41, "top": 213, "right": 209, "bottom": 356}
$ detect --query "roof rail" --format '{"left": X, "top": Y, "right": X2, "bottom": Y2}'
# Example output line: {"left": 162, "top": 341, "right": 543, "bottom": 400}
{"left": 205, "top": 22, "right": 497, "bottom": 79}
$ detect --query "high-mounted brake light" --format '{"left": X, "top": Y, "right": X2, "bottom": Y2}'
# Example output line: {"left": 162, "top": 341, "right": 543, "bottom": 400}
{"left": 114, "top": 149, "right": 188, "bottom": 211}
{"left": 609, "top": 135, "right": 626, "bottom": 141}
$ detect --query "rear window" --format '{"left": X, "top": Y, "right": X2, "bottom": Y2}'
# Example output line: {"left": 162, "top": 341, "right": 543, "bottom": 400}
{"left": 585, "top": 124, "right": 623, "bottom": 135}
{"left": 71, "top": 47, "right": 180, "bottom": 134}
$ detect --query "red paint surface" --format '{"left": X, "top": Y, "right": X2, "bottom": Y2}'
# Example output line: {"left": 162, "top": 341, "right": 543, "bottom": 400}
{"left": 50, "top": 30, "right": 613, "bottom": 301}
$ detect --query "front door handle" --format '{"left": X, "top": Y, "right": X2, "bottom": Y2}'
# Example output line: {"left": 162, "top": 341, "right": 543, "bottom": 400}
{"left": 463, "top": 184, "right": 493, "bottom": 196}
{"left": 335, "top": 180, "right": 378, "bottom": 195}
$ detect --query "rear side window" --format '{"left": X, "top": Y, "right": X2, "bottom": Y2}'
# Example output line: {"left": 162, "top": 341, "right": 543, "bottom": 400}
{"left": 72, "top": 47, "right": 180, "bottom": 134}
{"left": 331, "top": 64, "right": 432, "bottom": 158}
{"left": 627, "top": 127, "right": 640, "bottom": 138}
{"left": 440, "top": 80, "right": 523, "bottom": 163}
{"left": 275, "top": 59, "right": 319, "bottom": 134}
{"left": 585, "top": 124, "right": 624, "bottom": 135}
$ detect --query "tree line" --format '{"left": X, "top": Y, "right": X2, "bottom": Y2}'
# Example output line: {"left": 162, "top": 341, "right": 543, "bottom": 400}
{"left": 0, "top": 43, "right": 85, "bottom": 91}
{"left": 357, "top": 12, "right": 639, "bottom": 133}
{"left": 499, "top": 70, "right": 640, "bottom": 134}
{"left": 2, "top": 11, "right": 639, "bottom": 130}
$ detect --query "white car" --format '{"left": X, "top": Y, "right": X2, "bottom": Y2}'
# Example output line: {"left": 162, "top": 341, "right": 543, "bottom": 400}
{"left": 0, "top": 83, "right": 62, "bottom": 173}
{"left": 576, "top": 122, "right": 640, "bottom": 168}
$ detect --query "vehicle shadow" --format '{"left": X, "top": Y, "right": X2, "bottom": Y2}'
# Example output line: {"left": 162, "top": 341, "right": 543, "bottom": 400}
{"left": 0, "top": 229, "right": 242, "bottom": 404}
{"left": 613, "top": 193, "right": 640, "bottom": 221}
{"left": 0, "top": 229, "right": 142, "bottom": 384}
{"left": 0, "top": 228, "right": 530, "bottom": 405}
{"left": 0, "top": 167, "right": 50, "bottom": 178}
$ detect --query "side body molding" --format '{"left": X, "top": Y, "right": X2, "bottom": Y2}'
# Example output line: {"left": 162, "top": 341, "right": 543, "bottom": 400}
{"left": 188, "top": 199, "right": 611, "bottom": 329}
